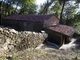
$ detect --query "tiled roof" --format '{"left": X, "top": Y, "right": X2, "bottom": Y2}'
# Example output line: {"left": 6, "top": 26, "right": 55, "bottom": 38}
{"left": 3, "top": 14, "right": 58, "bottom": 22}
{"left": 3, "top": 14, "right": 75, "bottom": 36}
{"left": 48, "top": 24, "right": 75, "bottom": 36}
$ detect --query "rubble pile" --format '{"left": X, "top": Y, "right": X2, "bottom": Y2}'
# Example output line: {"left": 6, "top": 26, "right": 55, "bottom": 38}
{"left": 0, "top": 26, "right": 47, "bottom": 51}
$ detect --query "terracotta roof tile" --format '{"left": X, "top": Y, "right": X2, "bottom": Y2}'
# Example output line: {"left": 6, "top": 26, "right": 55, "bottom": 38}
{"left": 49, "top": 25, "right": 75, "bottom": 36}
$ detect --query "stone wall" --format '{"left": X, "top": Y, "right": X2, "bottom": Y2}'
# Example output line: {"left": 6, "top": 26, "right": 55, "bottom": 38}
{"left": 0, "top": 26, "right": 47, "bottom": 51}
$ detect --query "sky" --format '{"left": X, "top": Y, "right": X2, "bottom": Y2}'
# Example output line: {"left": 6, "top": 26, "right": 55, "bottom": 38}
{"left": 36, "top": 0, "right": 46, "bottom": 11}
{"left": 36, "top": 0, "right": 46, "bottom": 5}
{"left": 13, "top": 0, "right": 46, "bottom": 10}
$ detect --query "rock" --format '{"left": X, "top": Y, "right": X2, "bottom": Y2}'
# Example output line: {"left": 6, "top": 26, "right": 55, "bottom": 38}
{"left": 59, "top": 44, "right": 76, "bottom": 51}
{"left": 6, "top": 55, "right": 13, "bottom": 60}
{"left": 41, "top": 31, "right": 48, "bottom": 39}
{"left": 0, "top": 26, "right": 47, "bottom": 51}
{"left": 0, "top": 27, "right": 3, "bottom": 31}
{"left": 35, "top": 44, "right": 45, "bottom": 49}
{"left": 59, "top": 38, "right": 78, "bottom": 51}
{"left": 9, "top": 29, "right": 18, "bottom": 34}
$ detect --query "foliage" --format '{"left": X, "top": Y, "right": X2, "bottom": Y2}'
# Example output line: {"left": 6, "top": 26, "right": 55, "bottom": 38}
{"left": 39, "top": 0, "right": 55, "bottom": 15}
{"left": 0, "top": 0, "right": 36, "bottom": 16}
{"left": 50, "top": 1, "right": 61, "bottom": 17}
{"left": 0, "top": 1, "right": 15, "bottom": 16}
{"left": 72, "top": 14, "right": 80, "bottom": 34}
{"left": 17, "top": 0, "right": 36, "bottom": 14}
{"left": 38, "top": 0, "right": 79, "bottom": 23}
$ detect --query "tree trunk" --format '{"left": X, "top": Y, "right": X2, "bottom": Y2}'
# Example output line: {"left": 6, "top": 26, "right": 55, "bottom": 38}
{"left": 60, "top": 0, "right": 66, "bottom": 24}
{"left": 39, "top": 0, "right": 54, "bottom": 15}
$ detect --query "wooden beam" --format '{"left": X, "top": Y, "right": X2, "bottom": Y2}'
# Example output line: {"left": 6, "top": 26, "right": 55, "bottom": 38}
{"left": 61, "top": 34, "right": 63, "bottom": 46}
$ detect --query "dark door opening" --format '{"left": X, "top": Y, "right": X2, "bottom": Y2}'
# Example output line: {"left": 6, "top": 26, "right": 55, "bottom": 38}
{"left": 44, "top": 29, "right": 61, "bottom": 46}
{"left": 47, "top": 34, "right": 61, "bottom": 46}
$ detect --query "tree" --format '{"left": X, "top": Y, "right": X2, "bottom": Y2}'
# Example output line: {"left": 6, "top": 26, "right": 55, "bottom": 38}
{"left": 0, "top": 1, "right": 15, "bottom": 16}
{"left": 72, "top": 13, "right": 80, "bottom": 34}
{"left": 38, "top": 0, "right": 67, "bottom": 21}
{"left": 19, "top": 0, "right": 36, "bottom": 14}
{"left": 38, "top": 0, "right": 79, "bottom": 24}
{"left": 58, "top": 0, "right": 66, "bottom": 24}
{"left": 39, "top": 0, "right": 55, "bottom": 15}
{"left": 0, "top": 0, "right": 36, "bottom": 16}
{"left": 49, "top": 1, "right": 61, "bottom": 17}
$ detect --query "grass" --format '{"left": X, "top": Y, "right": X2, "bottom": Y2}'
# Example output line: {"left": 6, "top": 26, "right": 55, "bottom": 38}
{"left": 0, "top": 48, "right": 80, "bottom": 60}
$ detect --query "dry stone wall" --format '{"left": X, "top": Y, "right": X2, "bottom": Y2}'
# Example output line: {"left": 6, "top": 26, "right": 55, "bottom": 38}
{"left": 0, "top": 26, "right": 47, "bottom": 51}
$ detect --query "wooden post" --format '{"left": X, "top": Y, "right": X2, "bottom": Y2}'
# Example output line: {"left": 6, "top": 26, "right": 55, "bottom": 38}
{"left": 61, "top": 34, "right": 63, "bottom": 46}
{"left": 63, "top": 36, "right": 65, "bottom": 44}
{"left": 61, "top": 35, "right": 66, "bottom": 46}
